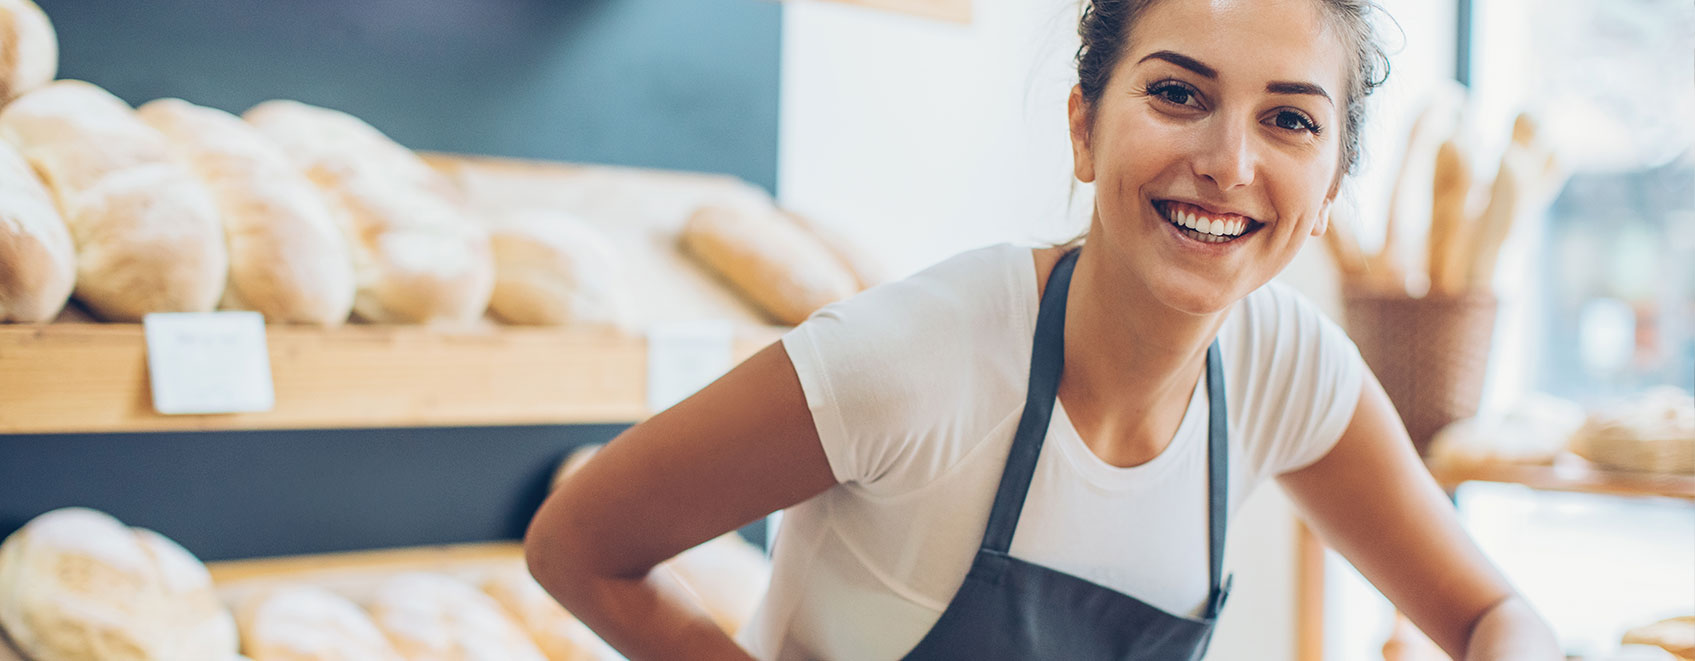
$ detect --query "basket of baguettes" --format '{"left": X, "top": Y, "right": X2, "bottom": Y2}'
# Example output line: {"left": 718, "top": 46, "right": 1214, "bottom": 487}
{"left": 0, "top": 445, "right": 761, "bottom": 661}
{"left": 1324, "top": 85, "right": 1568, "bottom": 456}
{"left": 0, "top": 0, "right": 881, "bottom": 332}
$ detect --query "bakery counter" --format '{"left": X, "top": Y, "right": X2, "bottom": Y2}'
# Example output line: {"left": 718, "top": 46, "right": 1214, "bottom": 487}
{"left": 0, "top": 322, "right": 784, "bottom": 435}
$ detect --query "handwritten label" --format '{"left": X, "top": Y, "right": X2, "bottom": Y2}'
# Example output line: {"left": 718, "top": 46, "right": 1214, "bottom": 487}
{"left": 144, "top": 312, "right": 275, "bottom": 415}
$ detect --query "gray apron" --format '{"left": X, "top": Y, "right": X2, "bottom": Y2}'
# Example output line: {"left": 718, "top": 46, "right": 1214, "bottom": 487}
{"left": 901, "top": 248, "right": 1233, "bottom": 660}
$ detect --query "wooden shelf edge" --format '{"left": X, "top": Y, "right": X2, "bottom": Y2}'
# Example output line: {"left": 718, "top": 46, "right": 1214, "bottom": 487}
{"left": 0, "top": 323, "right": 785, "bottom": 435}
{"left": 1427, "top": 456, "right": 1695, "bottom": 501}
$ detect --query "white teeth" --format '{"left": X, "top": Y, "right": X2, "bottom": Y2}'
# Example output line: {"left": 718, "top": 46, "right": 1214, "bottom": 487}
{"left": 1182, "top": 212, "right": 1197, "bottom": 230}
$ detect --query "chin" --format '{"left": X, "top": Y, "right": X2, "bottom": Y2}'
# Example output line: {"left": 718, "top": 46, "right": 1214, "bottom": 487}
{"left": 1146, "top": 277, "right": 1243, "bottom": 317}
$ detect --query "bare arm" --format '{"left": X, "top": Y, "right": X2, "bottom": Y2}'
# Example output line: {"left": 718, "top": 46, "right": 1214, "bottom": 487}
{"left": 1278, "top": 371, "right": 1561, "bottom": 660}
{"left": 524, "top": 341, "right": 837, "bottom": 661}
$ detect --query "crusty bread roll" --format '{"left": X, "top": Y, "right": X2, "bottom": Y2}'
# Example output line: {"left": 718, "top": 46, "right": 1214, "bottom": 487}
{"left": 242, "top": 100, "right": 493, "bottom": 325}
{"left": 486, "top": 210, "right": 624, "bottom": 328}
{"left": 235, "top": 585, "right": 402, "bottom": 661}
{"left": 0, "top": 138, "right": 73, "bottom": 322}
{"left": 549, "top": 444, "right": 603, "bottom": 493}
{"left": 680, "top": 203, "right": 859, "bottom": 325}
{"left": 0, "top": 80, "right": 227, "bottom": 321}
{"left": 0, "top": 507, "right": 238, "bottom": 661}
{"left": 137, "top": 98, "right": 355, "bottom": 326}
{"left": 367, "top": 572, "right": 546, "bottom": 661}
{"left": 0, "top": 0, "right": 56, "bottom": 105}
{"left": 664, "top": 533, "right": 770, "bottom": 637}
{"left": 480, "top": 564, "right": 620, "bottom": 661}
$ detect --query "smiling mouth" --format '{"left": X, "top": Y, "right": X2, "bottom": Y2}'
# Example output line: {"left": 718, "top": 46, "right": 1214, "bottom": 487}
{"left": 1154, "top": 200, "right": 1265, "bottom": 244}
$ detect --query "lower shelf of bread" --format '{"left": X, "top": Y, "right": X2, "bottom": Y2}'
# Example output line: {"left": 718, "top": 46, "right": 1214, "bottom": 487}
{"left": 0, "top": 323, "right": 784, "bottom": 434}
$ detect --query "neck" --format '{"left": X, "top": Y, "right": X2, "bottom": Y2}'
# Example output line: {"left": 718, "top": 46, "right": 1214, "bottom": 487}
{"left": 1057, "top": 240, "right": 1230, "bottom": 465}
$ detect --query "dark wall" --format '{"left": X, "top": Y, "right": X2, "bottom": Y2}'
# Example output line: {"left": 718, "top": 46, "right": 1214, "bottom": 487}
{"left": 34, "top": 0, "right": 782, "bottom": 192}
{"left": 0, "top": 426, "right": 623, "bottom": 561}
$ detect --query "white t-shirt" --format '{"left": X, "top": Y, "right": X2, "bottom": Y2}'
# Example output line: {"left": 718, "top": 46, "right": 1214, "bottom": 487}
{"left": 737, "top": 243, "right": 1365, "bottom": 661}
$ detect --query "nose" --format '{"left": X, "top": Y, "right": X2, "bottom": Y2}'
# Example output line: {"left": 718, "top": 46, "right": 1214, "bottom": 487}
{"left": 1191, "top": 118, "right": 1256, "bottom": 191}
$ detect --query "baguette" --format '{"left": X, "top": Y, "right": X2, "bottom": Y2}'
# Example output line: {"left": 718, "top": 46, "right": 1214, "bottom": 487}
{"left": 680, "top": 202, "right": 859, "bottom": 325}
{"left": 0, "top": 80, "right": 227, "bottom": 320}
{"left": 1426, "top": 139, "right": 1472, "bottom": 296}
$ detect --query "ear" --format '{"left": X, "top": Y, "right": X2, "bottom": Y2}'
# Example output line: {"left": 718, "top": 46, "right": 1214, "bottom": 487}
{"left": 1311, "top": 199, "right": 1332, "bottom": 237}
{"left": 1068, "top": 85, "right": 1096, "bottom": 184}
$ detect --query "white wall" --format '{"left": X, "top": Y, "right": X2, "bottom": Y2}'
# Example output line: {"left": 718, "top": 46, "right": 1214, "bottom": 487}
{"left": 778, "top": 1, "right": 1456, "bottom": 659}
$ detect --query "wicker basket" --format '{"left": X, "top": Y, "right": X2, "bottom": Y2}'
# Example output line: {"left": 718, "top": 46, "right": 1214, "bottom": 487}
{"left": 1342, "top": 292, "right": 1498, "bottom": 457}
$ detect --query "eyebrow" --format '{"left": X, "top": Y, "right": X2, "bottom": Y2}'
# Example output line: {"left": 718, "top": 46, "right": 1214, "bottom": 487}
{"left": 1139, "top": 50, "right": 1334, "bottom": 104}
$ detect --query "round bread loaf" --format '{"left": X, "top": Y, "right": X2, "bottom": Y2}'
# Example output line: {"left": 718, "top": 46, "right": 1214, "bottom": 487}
{"left": 235, "top": 585, "right": 402, "bottom": 661}
{"left": 0, "top": 137, "right": 73, "bottom": 322}
{"left": 0, "top": 80, "right": 227, "bottom": 321}
{"left": 0, "top": 508, "right": 238, "bottom": 661}
{"left": 138, "top": 98, "right": 355, "bottom": 326}
{"left": 366, "top": 572, "right": 546, "bottom": 661}
{"left": 0, "top": 0, "right": 56, "bottom": 104}
{"left": 486, "top": 210, "right": 624, "bottom": 328}
{"left": 242, "top": 100, "right": 493, "bottom": 325}
{"left": 480, "top": 564, "right": 619, "bottom": 661}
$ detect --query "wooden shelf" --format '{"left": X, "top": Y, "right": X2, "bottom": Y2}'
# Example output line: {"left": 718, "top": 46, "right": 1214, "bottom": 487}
{"left": 1427, "top": 454, "right": 1695, "bottom": 501}
{"left": 0, "top": 323, "right": 782, "bottom": 435}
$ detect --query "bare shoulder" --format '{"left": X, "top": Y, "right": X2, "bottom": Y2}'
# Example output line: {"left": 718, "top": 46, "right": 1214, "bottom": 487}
{"left": 1031, "top": 245, "right": 1068, "bottom": 299}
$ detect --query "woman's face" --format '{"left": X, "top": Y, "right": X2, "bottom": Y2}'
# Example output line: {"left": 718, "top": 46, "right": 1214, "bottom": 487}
{"left": 1069, "top": 0, "right": 1349, "bottom": 315}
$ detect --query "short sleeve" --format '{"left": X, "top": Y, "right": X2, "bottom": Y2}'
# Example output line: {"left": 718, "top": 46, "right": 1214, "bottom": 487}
{"left": 1231, "top": 283, "right": 1367, "bottom": 479}
{"left": 780, "top": 245, "right": 1034, "bottom": 493}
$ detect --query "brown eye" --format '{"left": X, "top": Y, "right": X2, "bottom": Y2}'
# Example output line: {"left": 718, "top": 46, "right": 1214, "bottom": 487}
{"left": 1147, "top": 80, "right": 1203, "bottom": 109}
{"left": 1273, "top": 109, "right": 1319, "bottom": 134}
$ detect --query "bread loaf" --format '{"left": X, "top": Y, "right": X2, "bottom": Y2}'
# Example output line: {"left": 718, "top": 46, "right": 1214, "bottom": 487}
{"left": 1624, "top": 616, "right": 1695, "bottom": 660}
{"left": 486, "top": 210, "right": 624, "bottom": 328}
{"left": 680, "top": 203, "right": 858, "bottom": 325}
{"left": 0, "top": 0, "right": 55, "bottom": 105}
{"left": 0, "top": 138, "right": 73, "bottom": 321}
{"left": 1426, "top": 138, "right": 1472, "bottom": 295}
{"left": 235, "top": 585, "right": 402, "bottom": 661}
{"left": 664, "top": 533, "right": 770, "bottom": 636}
{"left": 480, "top": 564, "right": 620, "bottom": 661}
{"left": 243, "top": 100, "right": 492, "bottom": 325}
{"left": 138, "top": 99, "right": 355, "bottom": 326}
{"left": 367, "top": 572, "right": 546, "bottom": 661}
{"left": 0, "top": 80, "right": 227, "bottom": 321}
{"left": 0, "top": 507, "right": 238, "bottom": 661}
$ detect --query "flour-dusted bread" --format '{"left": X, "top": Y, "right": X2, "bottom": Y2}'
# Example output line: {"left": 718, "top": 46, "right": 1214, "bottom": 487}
{"left": 0, "top": 80, "right": 227, "bottom": 321}
{"left": 486, "top": 210, "right": 624, "bottom": 328}
{"left": 0, "top": 138, "right": 73, "bottom": 321}
{"left": 680, "top": 202, "right": 859, "bottom": 325}
{"left": 782, "top": 210, "right": 886, "bottom": 291}
{"left": 137, "top": 98, "right": 355, "bottom": 326}
{"left": 481, "top": 564, "right": 620, "bottom": 661}
{"left": 242, "top": 100, "right": 493, "bottom": 325}
{"left": 0, "top": 0, "right": 55, "bottom": 105}
{"left": 235, "top": 585, "right": 402, "bottom": 661}
{"left": 0, "top": 508, "right": 238, "bottom": 661}
{"left": 664, "top": 533, "right": 770, "bottom": 636}
{"left": 367, "top": 572, "right": 546, "bottom": 661}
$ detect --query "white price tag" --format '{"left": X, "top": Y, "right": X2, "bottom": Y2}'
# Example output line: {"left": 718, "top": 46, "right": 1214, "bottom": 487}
{"left": 143, "top": 311, "right": 275, "bottom": 415}
{"left": 646, "top": 320, "right": 734, "bottom": 413}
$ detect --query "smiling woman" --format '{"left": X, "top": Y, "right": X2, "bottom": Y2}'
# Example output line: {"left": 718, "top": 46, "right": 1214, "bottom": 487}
{"left": 523, "top": 1, "right": 1564, "bottom": 660}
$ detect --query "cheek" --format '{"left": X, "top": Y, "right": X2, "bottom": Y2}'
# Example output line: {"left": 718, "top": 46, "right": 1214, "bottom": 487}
{"left": 1091, "top": 112, "right": 1186, "bottom": 205}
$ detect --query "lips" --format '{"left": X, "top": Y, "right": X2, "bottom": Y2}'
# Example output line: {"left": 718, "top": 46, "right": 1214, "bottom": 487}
{"left": 1153, "top": 200, "right": 1264, "bottom": 244}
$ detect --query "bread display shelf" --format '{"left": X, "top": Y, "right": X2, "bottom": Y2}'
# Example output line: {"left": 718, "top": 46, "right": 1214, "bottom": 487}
{"left": 1427, "top": 454, "right": 1695, "bottom": 501}
{"left": 0, "top": 322, "right": 783, "bottom": 434}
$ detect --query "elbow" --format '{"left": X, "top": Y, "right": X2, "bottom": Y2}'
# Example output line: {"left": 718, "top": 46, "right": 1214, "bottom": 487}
{"left": 524, "top": 495, "right": 590, "bottom": 606}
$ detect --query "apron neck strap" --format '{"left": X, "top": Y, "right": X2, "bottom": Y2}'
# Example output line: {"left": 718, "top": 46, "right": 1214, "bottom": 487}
{"left": 980, "top": 247, "right": 1232, "bottom": 613}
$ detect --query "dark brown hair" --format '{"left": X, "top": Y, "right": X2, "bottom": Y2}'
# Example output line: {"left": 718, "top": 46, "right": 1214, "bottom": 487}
{"left": 1075, "top": 0, "right": 1392, "bottom": 176}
